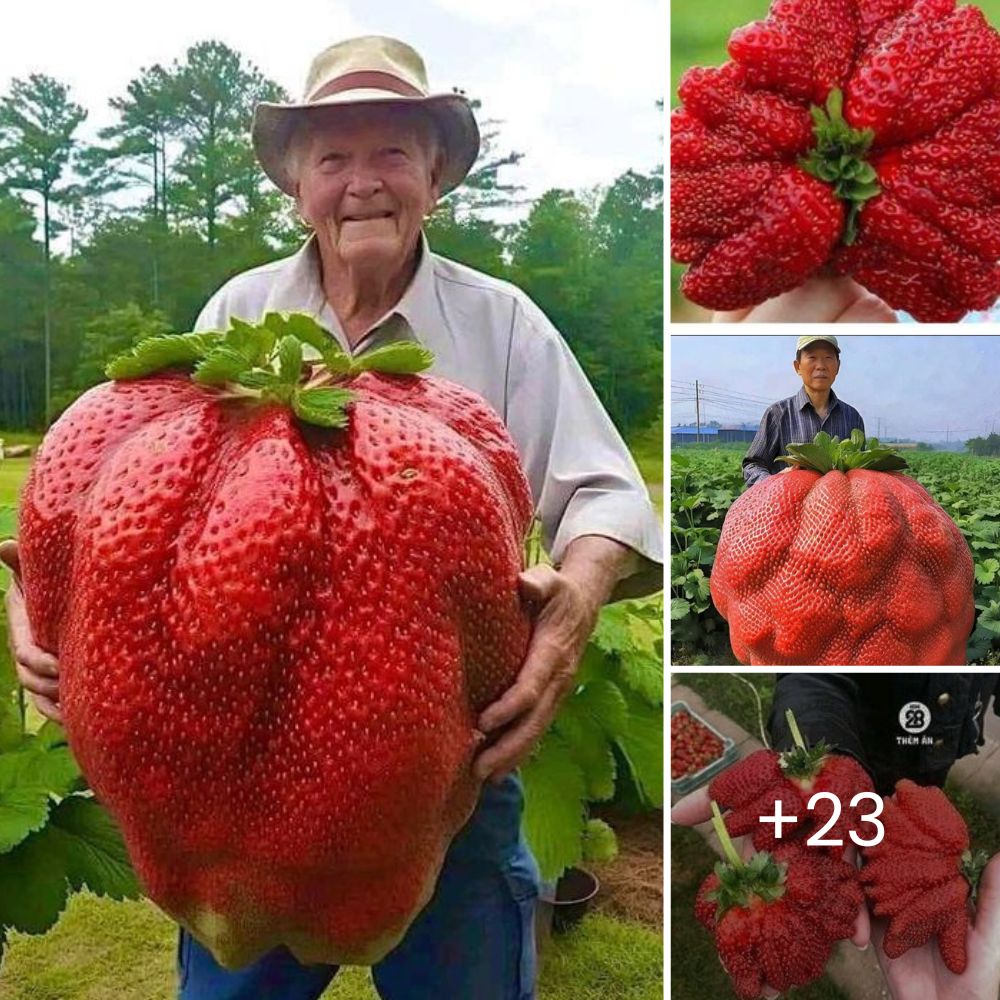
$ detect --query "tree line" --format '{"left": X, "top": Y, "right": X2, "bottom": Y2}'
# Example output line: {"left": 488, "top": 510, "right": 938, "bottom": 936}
{"left": 0, "top": 41, "right": 663, "bottom": 437}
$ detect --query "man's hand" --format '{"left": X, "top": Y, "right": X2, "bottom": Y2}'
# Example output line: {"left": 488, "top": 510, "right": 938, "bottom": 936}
{"left": 0, "top": 539, "right": 62, "bottom": 723}
{"left": 671, "top": 783, "right": 872, "bottom": 952}
{"left": 473, "top": 536, "right": 635, "bottom": 784}
{"left": 713, "top": 274, "right": 899, "bottom": 323}
{"left": 872, "top": 853, "right": 1000, "bottom": 1000}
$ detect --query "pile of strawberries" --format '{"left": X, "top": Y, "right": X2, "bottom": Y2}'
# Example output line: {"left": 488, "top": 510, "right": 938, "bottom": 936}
{"left": 672, "top": 710, "right": 725, "bottom": 779}
{"left": 671, "top": 0, "right": 1000, "bottom": 321}
{"left": 695, "top": 712, "right": 986, "bottom": 996}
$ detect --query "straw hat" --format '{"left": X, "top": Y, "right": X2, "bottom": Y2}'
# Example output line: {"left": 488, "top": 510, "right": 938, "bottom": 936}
{"left": 252, "top": 36, "right": 480, "bottom": 196}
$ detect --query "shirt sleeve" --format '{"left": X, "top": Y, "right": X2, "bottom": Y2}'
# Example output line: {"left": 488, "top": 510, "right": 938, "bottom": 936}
{"left": 504, "top": 297, "right": 663, "bottom": 599}
{"left": 193, "top": 288, "right": 230, "bottom": 333}
{"left": 743, "top": 406, "right": 781, "bottom": 487}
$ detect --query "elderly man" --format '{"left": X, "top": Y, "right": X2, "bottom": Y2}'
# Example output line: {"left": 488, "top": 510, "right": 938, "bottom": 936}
{"left": 742, "top": 335, "right": 866, "bottom": 487}
{"left": 2, "top": 35, "right": 662, "bottom": 1000}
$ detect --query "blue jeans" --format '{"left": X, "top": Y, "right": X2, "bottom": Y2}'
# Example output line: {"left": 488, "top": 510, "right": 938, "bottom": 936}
{"left": 177, "top": 774, "right": 539, "bottom": 1000}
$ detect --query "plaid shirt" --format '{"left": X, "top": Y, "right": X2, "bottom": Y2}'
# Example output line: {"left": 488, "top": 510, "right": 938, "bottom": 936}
{"left": 743, "top": 386, "right": 865, "bottom": 487}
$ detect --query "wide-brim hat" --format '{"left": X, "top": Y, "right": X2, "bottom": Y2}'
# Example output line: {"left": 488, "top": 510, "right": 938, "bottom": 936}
{"left": 252, "top": 36, "right": 480, "bottom": 197}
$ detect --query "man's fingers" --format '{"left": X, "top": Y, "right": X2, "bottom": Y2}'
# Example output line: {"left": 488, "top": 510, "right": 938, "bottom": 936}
{"left": 517, "top": 564, "right": 560, "bottom": 609}
{"left": 670, "top": 786, "right": 712, "bottom": 827}
{"left": 971, "top": 853, "right": 1000, "bottom": 936}
{"left": 478, "top": 637, "right": 561, "bottom": 733}
{"left": 0, "top": 539, "right": 20, "bottom": 579}
{"left": 31, "top": 693, "right": 63, "bottom": 724}
{"left": 473, "top": 687, "right": 560, "bottom": 782}
{"left": 14, "top": 659, "right": 60, "bottom": 699}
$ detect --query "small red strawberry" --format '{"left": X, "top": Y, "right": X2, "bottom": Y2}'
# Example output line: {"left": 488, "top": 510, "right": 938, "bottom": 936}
{"left": 697, "top": 801, "right": 863, "bottom": 999}
{"left": 860, "top": 780, "right": 985, "bottom": 973}
{"left": 710, "top": 710, "right": 875, "bottom": 852}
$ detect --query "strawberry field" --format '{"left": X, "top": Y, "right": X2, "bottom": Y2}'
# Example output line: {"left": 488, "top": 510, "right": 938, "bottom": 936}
{"left": 672, "top": 445, "right": 1000, "bottom": 665}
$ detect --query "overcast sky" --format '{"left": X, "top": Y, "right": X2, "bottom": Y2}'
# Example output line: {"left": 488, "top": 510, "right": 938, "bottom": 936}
{"left": 2, "top": 0, "right": 663, "bottom": 221}
{"left": 671, "top": 333, "right": 1000, "bottom": 445}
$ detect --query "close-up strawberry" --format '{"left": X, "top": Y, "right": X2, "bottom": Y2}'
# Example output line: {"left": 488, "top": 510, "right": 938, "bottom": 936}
{"left": 696, "top": 800, "right": 864, "bottom": 999}
{"left": 860, "top": 779, "right": 987, "bottom": 973}
{"left": 710, "top": 709, "right": 875, "bottom": 852}
{"left": 671, "top": 0, "right": 1000, "bottom": 321}
{"left": 709, "top": 431, "right": 975, "bottom": 666}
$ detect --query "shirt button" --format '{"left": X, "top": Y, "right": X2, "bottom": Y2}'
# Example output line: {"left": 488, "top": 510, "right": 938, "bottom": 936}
{"left": 938, "top": 693, "right": 950, "bottom": 706}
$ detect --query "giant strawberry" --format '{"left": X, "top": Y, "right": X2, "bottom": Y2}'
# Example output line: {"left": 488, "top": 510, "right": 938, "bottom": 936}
{"left": 696, "top": 801, "right": 863, "bottom": 999}
{"left": 710, "top": 431, "right": 974, "bottom": 665}
{"left": 711, "top": 710, "right": 875, "bottom": 851}
{"left": 16, "top": 314, "right": 534, "bottom": 969}
{"left": 860, "top": 780, "right": 986, "bottom": 973}
{"left": 671, "top": 0, "right": 1000, "bottom": 321}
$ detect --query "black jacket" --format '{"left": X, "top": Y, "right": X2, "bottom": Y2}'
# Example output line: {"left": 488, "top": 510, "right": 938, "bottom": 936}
{"left": 768, "top": 673, "right": 1000, "bottom": 796}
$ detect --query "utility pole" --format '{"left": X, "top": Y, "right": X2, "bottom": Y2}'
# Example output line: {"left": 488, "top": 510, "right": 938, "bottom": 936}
{"left": 695, "top": 380, "right": 702, "bottom": 444}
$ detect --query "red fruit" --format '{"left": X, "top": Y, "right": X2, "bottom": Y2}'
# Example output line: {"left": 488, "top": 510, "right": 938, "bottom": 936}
{"left": 710, "top": 711, "right": 874, "bottom": 851}
{"left": 671, "top": 0, "right": 1000, "bottom": 321}
{"left": 710, "top": 432, "right": 974, "bottom": 666}
{"left": 698, "top": 802, "right": 863, "bottom": 999}
{"left": 671, "top": 710, "right": 725, "bottom": 779}
{"left": 17, "top": 323, "right": 534, "bottom": 969}
{"left": 860, "top": 780, "right": 986, "bottom": 973}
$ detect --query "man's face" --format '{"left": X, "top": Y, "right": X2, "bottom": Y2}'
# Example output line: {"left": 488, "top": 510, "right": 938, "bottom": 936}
{"left": 794, "top": 343, "right": 840, "bottom": 391}
{"left": 294, "top": 108, "right": 441, "bottom": 274}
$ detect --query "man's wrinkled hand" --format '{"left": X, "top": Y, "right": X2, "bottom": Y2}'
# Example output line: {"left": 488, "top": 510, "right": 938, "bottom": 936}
{"left": 0, "top": 539, "right": 62, "bottom": 723}
{"left": 473, "top": 564, "right": 598, "bottom": 784}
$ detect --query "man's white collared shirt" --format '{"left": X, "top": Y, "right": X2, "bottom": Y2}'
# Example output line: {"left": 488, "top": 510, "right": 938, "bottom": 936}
{"left": 194, "top": 233, "right": 663, "bottom": 592}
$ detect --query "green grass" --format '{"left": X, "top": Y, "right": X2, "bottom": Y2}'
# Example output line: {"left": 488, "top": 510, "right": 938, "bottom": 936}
{"left": 671, "top": 825, "right": 848, "bottom": 1000}
{"left": 0, "top": 459, "right": 30, "bottom": 510}
{"left": 0, "top": 893, "right": 661, "bottom": 1000}
{"left": 672, "top": 672, "right": 776, "bottom": 742}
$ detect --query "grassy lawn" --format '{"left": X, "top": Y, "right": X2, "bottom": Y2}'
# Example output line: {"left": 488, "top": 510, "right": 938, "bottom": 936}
{"left": 0, "top": 893, "right": 661, "bottom": 1000}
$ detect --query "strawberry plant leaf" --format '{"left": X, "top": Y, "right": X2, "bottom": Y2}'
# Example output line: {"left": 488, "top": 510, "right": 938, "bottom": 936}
{"left": 581, "top": 818, "right": 618, "bottom": 864}
{"left": 106, "top": 332, "right": 222, "bottom": 379}
{"left": 291, "top": 387, "right": 355, "bottom": 428}
{"left": 521, "top": 733, "right": 587, "bottom": 881}
{"left": 193, "top": 346, "right": 254, "bottom": 385}
{"left": 0, "top": 507, "right": 16, "bottom": 540}
{"left": 225, "top": 318, "right": 276, "bottom": 365}
{"left": 615, "top": 691, "right": 663, "bottom": 808}
{"left": 353, "top": 343, "right": 434, "bottom": 375}
{"left": 278, "top": 336, "right": 304, "bottom": 383}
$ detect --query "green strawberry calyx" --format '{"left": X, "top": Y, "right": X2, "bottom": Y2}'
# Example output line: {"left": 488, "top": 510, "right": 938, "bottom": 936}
{"left": 707, "top": 800, "right": 787, "bottom": 917}
{"left": 798, "top": 88, "right": 881, "bottom": 246}
{"left": 777, "top": 429, "right": 909, "bottom": 475}
{"left": 778, "top": 708, "right": 833, "bottom": 783}
{"left": 105, "top": 312, "right": 433, "bottom": 429}
{"left": 962, "top": 848, "right": 989, "bottom": 903}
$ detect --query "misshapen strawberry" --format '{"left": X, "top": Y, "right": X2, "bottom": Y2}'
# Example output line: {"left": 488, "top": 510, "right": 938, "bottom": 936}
{"left": 860, "top": 780, "right": 986, "bottom": 973}
{"left": 710, "top": 710, "right": 875, "bottom": 852}
{"left": 671, "top": 0, "right": 1000, "bottom": 321}
{"left": 697, "top": 801, "right": 863, "bottom": 999}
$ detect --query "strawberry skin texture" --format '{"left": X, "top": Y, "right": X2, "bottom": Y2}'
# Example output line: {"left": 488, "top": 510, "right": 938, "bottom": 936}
{"left": 710, "top": 748, "right": 874, "bottom": 851}
{"left": 17, "top": 371, "right": 534, "bottom": 969}
{"left": 671, "top": 0, "right": 1000, "bottom": 320}
{"left": 710, "top": 468, "right": 974, "bottom": 666}
{"left": 860, "top": 781, "right": 976, "bottom": 973}
{"left": 698, "top": 842, "right": 863, "bottom": 999}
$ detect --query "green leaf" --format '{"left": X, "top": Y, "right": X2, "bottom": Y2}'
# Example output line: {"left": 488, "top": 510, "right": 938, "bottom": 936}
{"left": 581, "top": 818, "right": 618, "bottom": 864}
{"left": 192, "top": 345, "right": 254, "bottom": 385}
{"left": 225, "top": 318, "right": 276, "bottom": 366}
{"left": 106, "top": 333, "right": 221, "bottom": 379}
{"left": 235, "top": 370, "right": 282, "bottom": 391}
{"left": 261, "top": 313, "right": 351, "bottom": 371}
{"left": 353, "top": 342, "right": 434, "bottom": 375}
{"left": 671, "top": 598, "right": 691, "bottom": 620}
{"left": 521, "top": 733, "right": 587, "bottom": 881}
{"left": 291, "top": 387, "right": 355, "bottom": 428}
{"left": 0, "top": 820, "right": 71, "bottom": 934}
{"left": 0, "top": 779, "right": 52, "bottom": 854}
{"left": 277, "top": 336, "right": 304, "bottom": 382}
{"left": 615, "top": 692, "right": 663, "bottom": 808}
{"left": 0, "top": 507, "right": 16, "bottom": 540}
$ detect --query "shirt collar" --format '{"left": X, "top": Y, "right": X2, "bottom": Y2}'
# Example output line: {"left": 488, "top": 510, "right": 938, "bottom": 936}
{"left": 796, "top": 385, "right": 840, "bottom": 412}
{"left": 278, "top": 231, "right": 443, "bottom": 355}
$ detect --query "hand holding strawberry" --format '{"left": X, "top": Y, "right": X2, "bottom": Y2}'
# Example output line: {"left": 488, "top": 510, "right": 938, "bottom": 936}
{"left": 872, "top": 853, "right": 1000, "bottom": 999}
